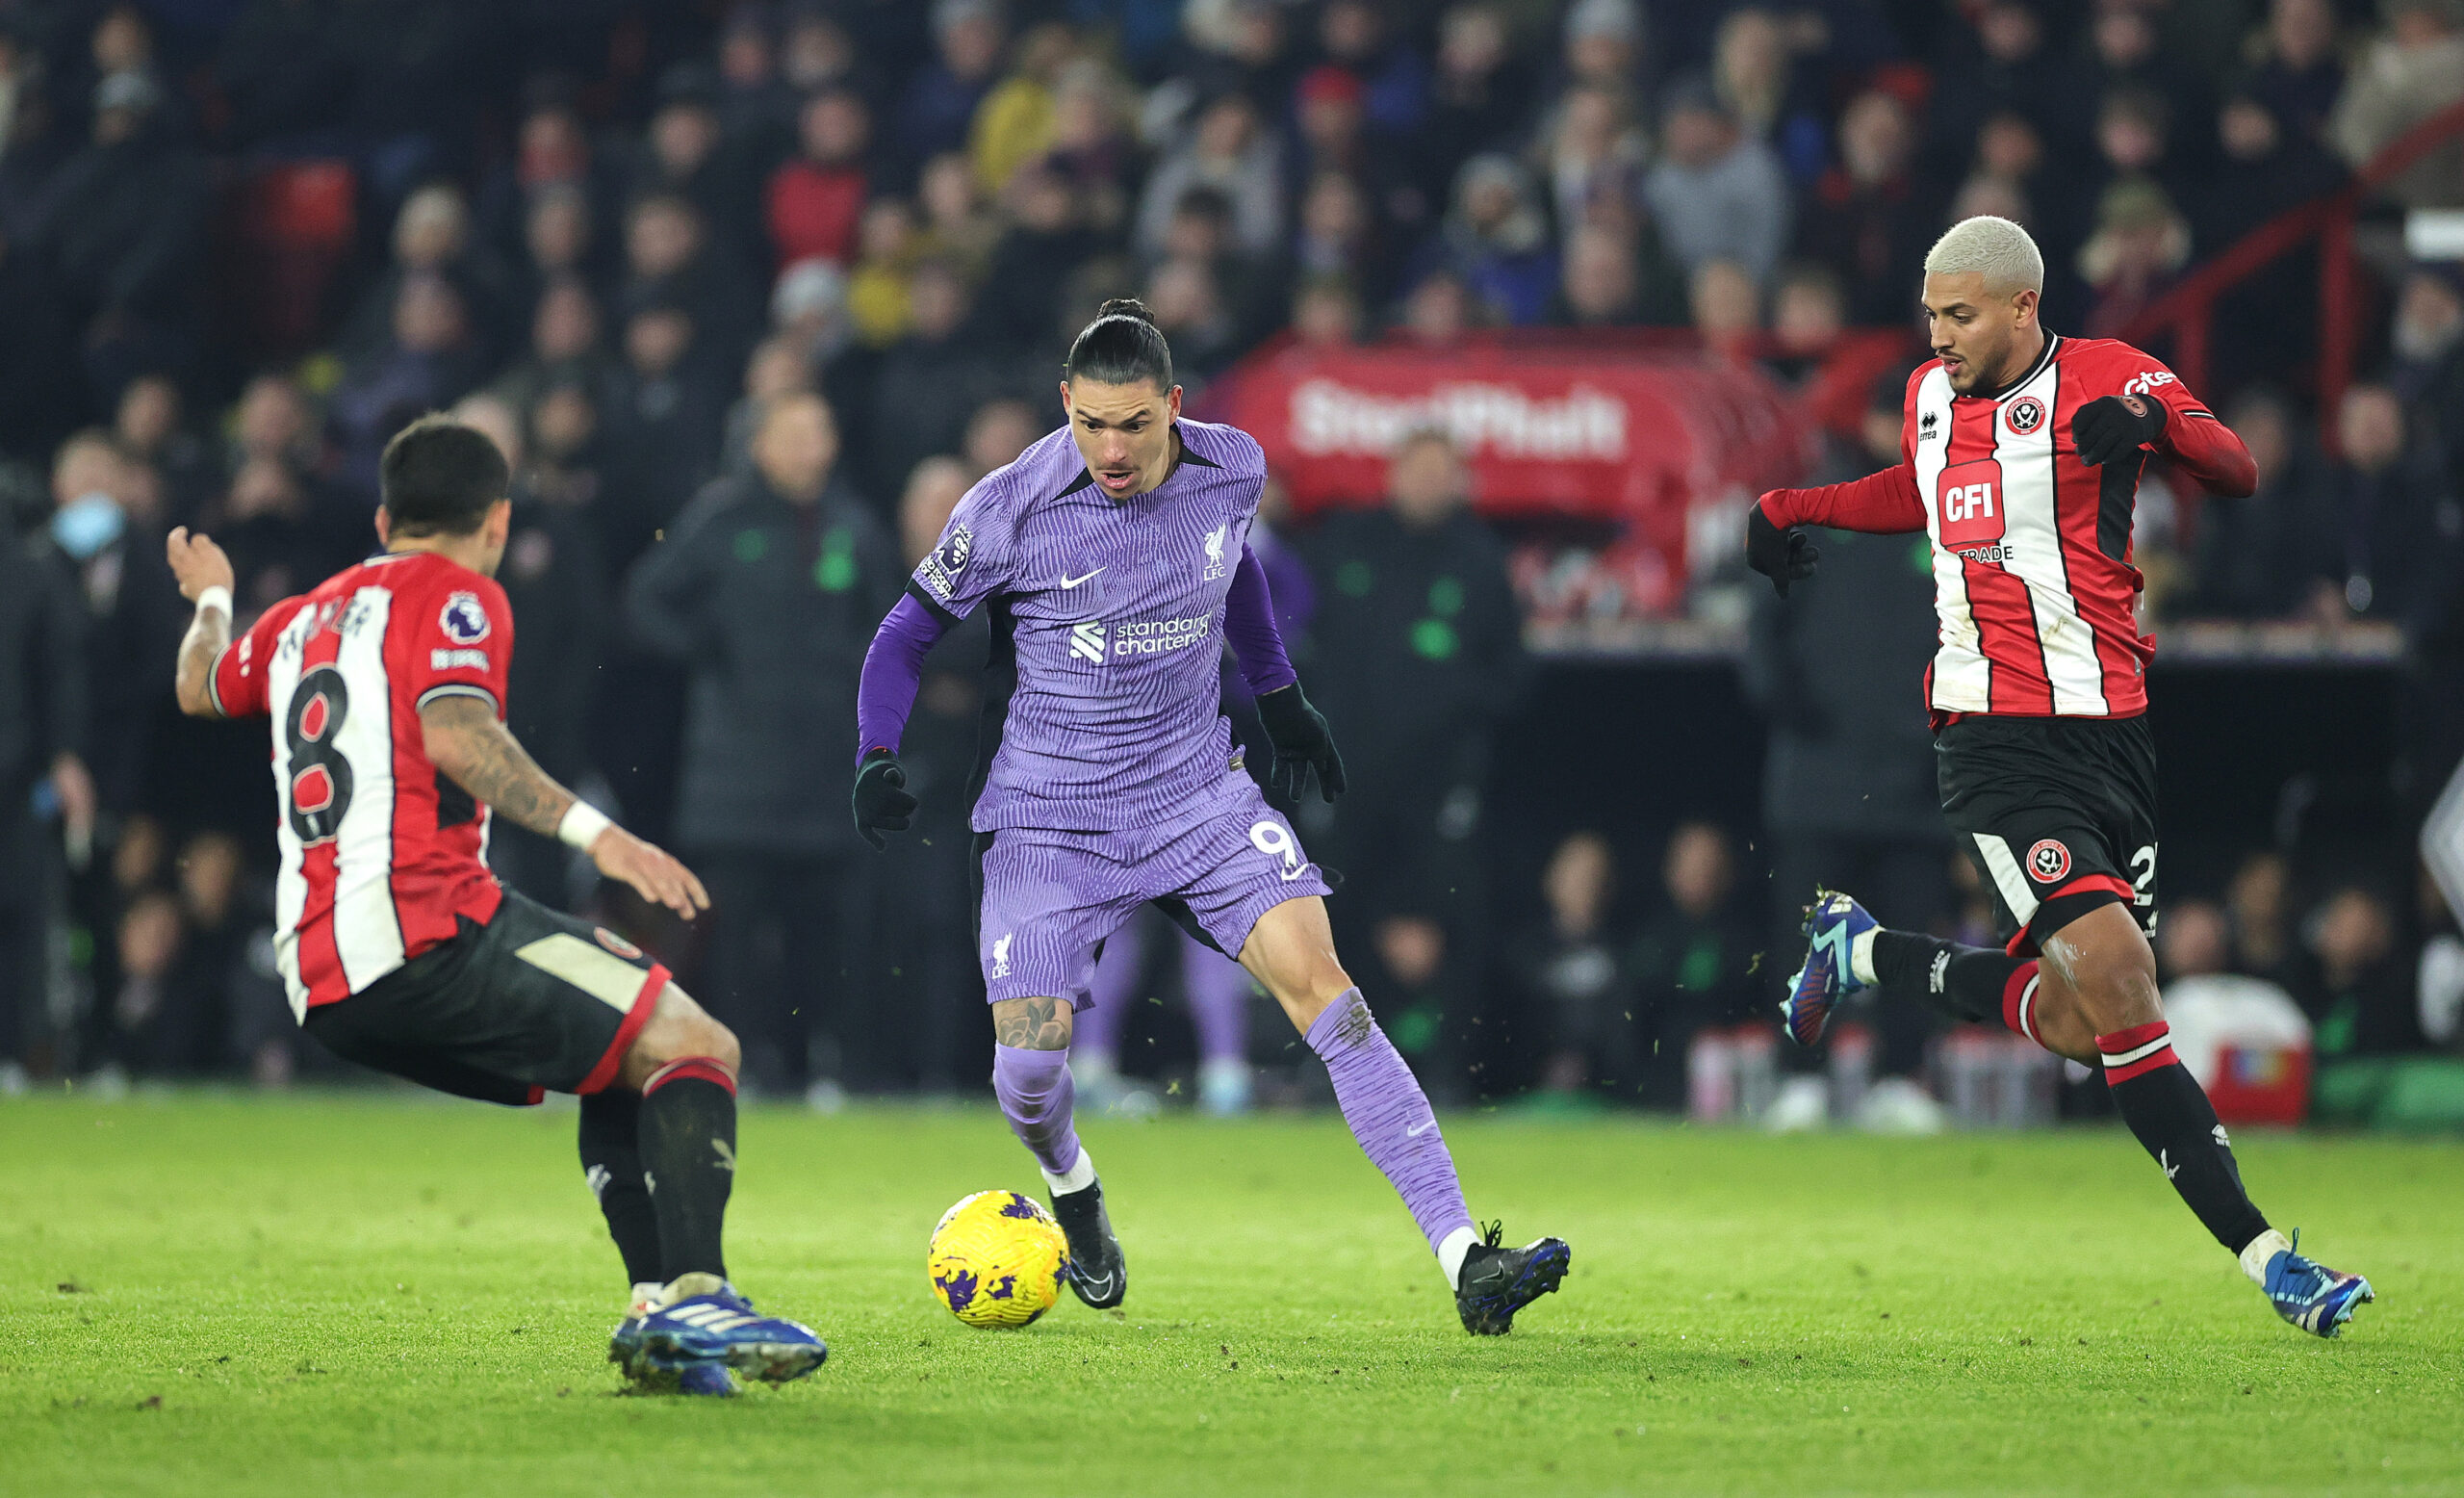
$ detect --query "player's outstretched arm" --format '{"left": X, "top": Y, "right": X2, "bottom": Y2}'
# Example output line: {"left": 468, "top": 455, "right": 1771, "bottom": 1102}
{"left": 1748, "top": 466, "right": 1926, "bottom": 597}
{"left": 419, "top": 696, "right": 708, "bottom": 917}
{"left": 167, "top": 527, "right": 236, "bottom": 718}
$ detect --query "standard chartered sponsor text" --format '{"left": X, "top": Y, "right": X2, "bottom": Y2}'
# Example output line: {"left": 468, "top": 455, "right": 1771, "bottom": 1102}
{"left": 1112, "top": 615, "right": 1213, "bottom": 657}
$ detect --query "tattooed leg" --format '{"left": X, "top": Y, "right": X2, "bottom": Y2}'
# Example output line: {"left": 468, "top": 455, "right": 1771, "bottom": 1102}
{"left": 990, "top": 997, "right": 1082, "bottom": 1177}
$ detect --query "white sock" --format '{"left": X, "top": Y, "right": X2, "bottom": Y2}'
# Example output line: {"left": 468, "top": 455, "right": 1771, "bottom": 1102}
{"left": 2239, "top": 1227, "right": 2292, "bottom": 1286}
{"left": 1042, "top": 1146, "right": 1097, "bottom": 1197}
{"left": 1850, "top": 928, "right": 1880, "bottom": 986}
{"left": 628, "top": 1280, "right": 663, "bottom": 1312}
{"left": 1437, "top": 1224, "right": 1479, "bottom": 1289}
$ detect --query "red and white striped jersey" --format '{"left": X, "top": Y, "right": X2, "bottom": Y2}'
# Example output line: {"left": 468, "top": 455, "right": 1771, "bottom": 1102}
{"left": 1759, "top": 334, "right": 2255, "bottom": 720}
{"left": 211, "top": 551, "right": 512, "bottom": 1018}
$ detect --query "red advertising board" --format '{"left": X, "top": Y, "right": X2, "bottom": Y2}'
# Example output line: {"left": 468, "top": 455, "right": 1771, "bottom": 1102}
{"left": 1203, "top": 335, "right": 1819, "bottom": 566}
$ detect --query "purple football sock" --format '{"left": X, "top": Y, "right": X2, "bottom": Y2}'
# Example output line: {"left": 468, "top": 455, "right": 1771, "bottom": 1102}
{"left": 992, "top": 1044, "right": 1084, "bottom": 1180}
{"left": 1075, "top": 921, "right": 1147, "bottom": 1068}
{"left": 1305, "top": 989, "right": 1475, "bottom": 1257}
{"left": 1182, "top": 937, "right": 1250, "bottom": 1066}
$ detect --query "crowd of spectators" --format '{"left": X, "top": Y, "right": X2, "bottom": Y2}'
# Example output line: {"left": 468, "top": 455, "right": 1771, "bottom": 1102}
{"left": 0, "top": 0, "right": 2457, "bottom": 1109}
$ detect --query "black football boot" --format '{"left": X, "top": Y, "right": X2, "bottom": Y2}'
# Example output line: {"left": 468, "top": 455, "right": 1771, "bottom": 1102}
{"left": 1454, "top": 1221, "right": 1571, "bottom": 1334}
{"left": 1051, "top": 1177, "right": 1127, "bottom": 1309}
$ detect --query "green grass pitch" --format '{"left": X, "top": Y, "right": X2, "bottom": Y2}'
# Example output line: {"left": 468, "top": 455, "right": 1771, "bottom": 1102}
{"left": 3, "top": 1095, "right": 2459, "bottom": 1496}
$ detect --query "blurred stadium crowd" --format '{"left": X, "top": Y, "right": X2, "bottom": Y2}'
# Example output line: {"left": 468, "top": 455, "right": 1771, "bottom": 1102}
{"left": 0, "top": 0, "right": 2459, "bottom": 1121}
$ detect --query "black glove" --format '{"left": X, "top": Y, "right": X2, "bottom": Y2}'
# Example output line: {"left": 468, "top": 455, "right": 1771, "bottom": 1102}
{"left": 1255, "top": 684, "right": 1347, "bottom": 803}
{"left": 1745, "top": 500, "right": 1819, "bottom": 598}
{"left": 852, "top": 748, "right": 917, "bottom": 850}
{"left": 2071, "top": 393, "right": 2168, "bottom": 468}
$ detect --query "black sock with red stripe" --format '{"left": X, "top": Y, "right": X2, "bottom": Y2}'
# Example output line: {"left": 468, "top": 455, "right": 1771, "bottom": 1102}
{"left": 640, "top": 1058, "right": 737, "bottom": 1281}
{"left": 2099, "top": 1022, "right": 2272, "bottom": 1253}
{"left": 578, "top": 1090, "right": 663, "bottom": 1288}
{"left": 1871, "top": 930, "right": 2025, "bottom": 1026}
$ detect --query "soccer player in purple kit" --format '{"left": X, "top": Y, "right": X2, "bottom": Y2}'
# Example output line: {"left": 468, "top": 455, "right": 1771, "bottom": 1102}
{"left": 852, "top": 300, "right": 1570, "bottom": 1334}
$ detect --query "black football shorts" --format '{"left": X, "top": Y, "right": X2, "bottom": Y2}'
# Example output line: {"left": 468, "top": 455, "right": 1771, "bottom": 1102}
{"left": 301, "top": 890, "right": 669, "bottom": 1104}
{"left": 1937, "top": 713, "right": 2159, "bottom": 957}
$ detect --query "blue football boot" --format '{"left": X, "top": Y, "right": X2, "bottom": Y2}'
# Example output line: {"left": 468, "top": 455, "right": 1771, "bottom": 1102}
{"left": 1782, "top": 891, "right": 1877, "bottom": 1047}
{"left": 674, "top": 1363, "right": 739, "bottom": 1397}
{"left": 633, "top": 1273, "right": 829, "bottom": 1384}
{"left": 1454, "top": 1222, "right": 1572, "bottom": 1335}
{"left": 607, "top": 1281, "right": 661, "bottom": 1377}
{"left": 2262, "top": 1231, "right": 2374, "bottom": 1338}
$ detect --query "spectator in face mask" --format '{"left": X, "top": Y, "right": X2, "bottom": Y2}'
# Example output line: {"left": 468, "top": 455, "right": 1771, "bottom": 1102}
{"left": 43, "top": 431, "right": 179, "bottom": 820}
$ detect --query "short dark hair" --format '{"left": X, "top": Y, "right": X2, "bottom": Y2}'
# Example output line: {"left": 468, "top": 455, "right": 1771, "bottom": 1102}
{"left": 1065, "top": 297, "right": 1174, "bottom": 392}
{"left": 380, "top": 415, "right": 509, "bottom": 536}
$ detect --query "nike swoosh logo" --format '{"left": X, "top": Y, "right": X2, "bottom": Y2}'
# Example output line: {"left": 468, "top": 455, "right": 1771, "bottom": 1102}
{"left": 1407, "top": 1120, "right": 1436, "bottom": 1137}
{"left": 1059, "top": 569, "right": 1106, "bottom": 588}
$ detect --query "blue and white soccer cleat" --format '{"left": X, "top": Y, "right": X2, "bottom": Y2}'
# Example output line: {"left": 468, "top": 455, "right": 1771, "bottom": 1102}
{"left": 2262, "top": 1230, "right": 2374, "bottom": 1338}
{"left": 1781, "top": 891, "right": 1878, "bottom": 1047}
{"left": 674, "top": 1362, "right": 739, "bottom": 1397}
{"left": 607, "top": 1281, "right": 661, "bottom": 1376}
{"left": 631, "top": 1274, "right": 829, "bottom": 1384}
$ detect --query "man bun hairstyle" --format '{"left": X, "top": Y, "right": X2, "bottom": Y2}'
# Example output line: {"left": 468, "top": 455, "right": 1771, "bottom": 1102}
{"left": 380, "top": 413, "right": 510, "bottom": 536}
{"left": 1923, "top": 215, "right": 2044, "bottom": 296}
{"left": 1065, "top": 297, "right": 1174, "bottom": 391}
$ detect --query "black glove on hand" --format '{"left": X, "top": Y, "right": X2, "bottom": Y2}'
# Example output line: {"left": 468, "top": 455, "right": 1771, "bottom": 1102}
{"left": 1255, "top": 684, "right": 1348, "bottom": 804}
{"left": 1745, "top": 500, "right": 1820, "bottom": 598}
{"left": 852, "top": 748, "right": 917, "bottom": 850}
{"left": 2071, "top": 393, "right": 2167, "bottom": 467}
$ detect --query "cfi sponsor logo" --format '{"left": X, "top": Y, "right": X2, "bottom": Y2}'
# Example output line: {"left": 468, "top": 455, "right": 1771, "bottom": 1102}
{"left": 440, "top": 591, "right": 491, "bottom": 644}
{"left": 2004, "top": 395, "right": 2046, "bottom": 435}
{"left": 594, "top": 927, "right": 644, "bottom": 960}
{"left": 2025, "top": 838, "right": 2071, "bottom": 884}
{"left": 1201, "top": 522, "right": 1228, "bottom": 581}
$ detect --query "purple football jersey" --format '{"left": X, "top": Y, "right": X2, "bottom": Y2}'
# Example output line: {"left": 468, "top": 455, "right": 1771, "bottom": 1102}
{"left": 911, "top": 418, "right": 1268, "bottom": 833}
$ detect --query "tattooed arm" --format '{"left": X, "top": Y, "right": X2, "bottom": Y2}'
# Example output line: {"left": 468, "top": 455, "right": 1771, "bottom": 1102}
{"left": 420, "top": 694, "right": 575, "bottom": 837}
{"left": 420, "top": 695, "right": 711, "bottom": 917}
{"left": 167, "top": 527, "right": 236, "bottom": 719}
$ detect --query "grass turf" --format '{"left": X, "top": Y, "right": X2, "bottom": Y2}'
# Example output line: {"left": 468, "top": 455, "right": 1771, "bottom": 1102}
{"left": 1, "top": 1095, "right": 2458, "bottom": 1496}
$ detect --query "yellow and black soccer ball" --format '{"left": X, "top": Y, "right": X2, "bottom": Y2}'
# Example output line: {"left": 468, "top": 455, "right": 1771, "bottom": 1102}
{"left": 927, "top": 1190, "right": 1071, "bottom": 1329}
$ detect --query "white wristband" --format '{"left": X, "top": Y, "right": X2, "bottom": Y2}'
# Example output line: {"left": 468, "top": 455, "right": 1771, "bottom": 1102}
{"left": 556, "top": 800, "right": 614, "bottom": 850}
{"left": 195, "top": 585, "right": 232, "bottom": 618}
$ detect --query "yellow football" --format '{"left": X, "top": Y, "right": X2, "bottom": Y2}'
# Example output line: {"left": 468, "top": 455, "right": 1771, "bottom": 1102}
{"left": 927, "top": 1189, "right": 1072, "bottom": 1329}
